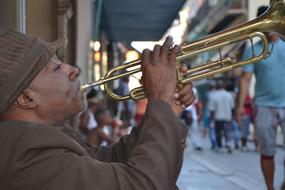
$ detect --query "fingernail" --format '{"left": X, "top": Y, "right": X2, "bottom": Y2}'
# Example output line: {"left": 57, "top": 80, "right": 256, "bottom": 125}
{"left": 167, "top": 36, "right": 173, "bottom": 43}
{"left": 181, "top": 104, "right": 185, "bottom": 108}
{"left": 176, "top": 101, "right": 180, "bottom": 106}
{"left": 175, "top": 45, "right": 179, "bottom": 50}
{"left": 174, "top": 93, "right": 179, "bottom": 98}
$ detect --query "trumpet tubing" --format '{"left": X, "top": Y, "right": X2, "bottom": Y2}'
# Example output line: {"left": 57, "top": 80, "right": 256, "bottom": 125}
{"left": 81, "top": 0, "right": 285, "bottom": 101}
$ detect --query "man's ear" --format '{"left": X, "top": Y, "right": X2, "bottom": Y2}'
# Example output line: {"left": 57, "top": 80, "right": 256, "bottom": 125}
{"left": 15, "top": 89, "right": 37, "bottom": 109}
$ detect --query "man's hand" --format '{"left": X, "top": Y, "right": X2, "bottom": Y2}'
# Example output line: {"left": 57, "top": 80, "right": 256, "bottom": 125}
{"left": 172, "top": 82, "right": 195, "bottom": 115}
{"left": 141, "top": 37, "right": 195, "bottom": 115}
{"left": 141, "top": 36, "right": 178, "bottom": 105}
{"left": 171, "top": 65, "right": 195, "bottom": 115}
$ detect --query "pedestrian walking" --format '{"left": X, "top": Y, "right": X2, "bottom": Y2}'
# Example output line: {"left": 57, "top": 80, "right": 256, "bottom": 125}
{"left": 236, "top": 6, "right": 285, "bottom": 190}
{"left": 209, "top": 80, "right": 234, "bottom": 153}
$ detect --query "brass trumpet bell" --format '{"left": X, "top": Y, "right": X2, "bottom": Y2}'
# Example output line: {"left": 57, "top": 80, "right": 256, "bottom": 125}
{"left": 81, "top": 0, "right": 285, "bottom": 101}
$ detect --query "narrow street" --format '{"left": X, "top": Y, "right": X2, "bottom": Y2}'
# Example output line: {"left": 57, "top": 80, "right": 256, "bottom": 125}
{"left": 178, "top": 137, "right": 284, "bottom": 190}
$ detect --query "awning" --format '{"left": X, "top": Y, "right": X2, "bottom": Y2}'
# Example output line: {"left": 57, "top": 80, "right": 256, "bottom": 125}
{"left": 100, "top": 0, "right": 186, "bottom": 42}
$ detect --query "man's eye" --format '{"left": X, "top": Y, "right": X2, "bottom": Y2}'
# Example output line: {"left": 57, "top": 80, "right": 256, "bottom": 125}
{"left": 54, "top": 64, "right": 61, "bottom": 71}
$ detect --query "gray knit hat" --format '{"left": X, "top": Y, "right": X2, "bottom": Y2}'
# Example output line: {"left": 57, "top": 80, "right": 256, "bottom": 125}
{"left": 0, "top": 31, "right": 63, "bottom": 114}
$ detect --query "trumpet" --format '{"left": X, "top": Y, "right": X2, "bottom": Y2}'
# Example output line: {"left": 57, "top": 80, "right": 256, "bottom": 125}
{"left": 81, "top": 0, "right": 285, "bottom": 101}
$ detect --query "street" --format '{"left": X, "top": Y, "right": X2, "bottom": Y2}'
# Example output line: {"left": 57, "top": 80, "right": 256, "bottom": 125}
{"left": 177, "top": 137, "right": 284, "bottom": 190}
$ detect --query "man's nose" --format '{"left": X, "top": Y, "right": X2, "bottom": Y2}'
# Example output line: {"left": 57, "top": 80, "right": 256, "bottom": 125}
{"left": 68, "top": 65, "right": 81, "bottom": 80}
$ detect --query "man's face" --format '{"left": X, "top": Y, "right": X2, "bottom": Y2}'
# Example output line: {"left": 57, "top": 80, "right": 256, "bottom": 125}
{"left": 29, "top": 56, "right": 85, "bottom": 123}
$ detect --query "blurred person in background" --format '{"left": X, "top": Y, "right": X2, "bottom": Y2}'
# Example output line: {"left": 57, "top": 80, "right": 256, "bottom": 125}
{"left": 203, "top": 81, "right": 217, "bottom": 150}
{"left": 116, "top": 77, "right": 136, "bottom": 127}
{"left": 110, "top": 117, "right": 125, "bottom": 142}
{"left": 209, "top": 80, "right": 234, "bottom": 153}
{"left": 79, "top": 89, "right": 103, "bottom": 140}
{"left": 181, "top": 90, "right": 204, "bottom": 151}
{"left": 226, "top": 82, "right": 240, "bottom": 150}
{"left": 86, "top": 109, "right": 115, "bottom": 146}
{"left": 239, "top": 94, "right": 255, "bottom": 152}
{"left": 135, "top": 98, "right": 148, "bottom": 125}
{"left": 236, "top": 6, "right": 285, "bottom": 190}
{"left": 0, "top": 33, "right": 196, "bottom": 190}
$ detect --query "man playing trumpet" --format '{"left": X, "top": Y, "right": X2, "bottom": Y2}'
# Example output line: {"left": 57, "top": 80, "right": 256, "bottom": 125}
{"left": 0, "top": 32, "right": 195, "bottom": 190}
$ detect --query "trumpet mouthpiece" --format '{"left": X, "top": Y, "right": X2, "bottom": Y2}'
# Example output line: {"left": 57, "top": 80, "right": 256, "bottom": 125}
{"left": 80, "top": 83, "right": 92, "bottom": 94}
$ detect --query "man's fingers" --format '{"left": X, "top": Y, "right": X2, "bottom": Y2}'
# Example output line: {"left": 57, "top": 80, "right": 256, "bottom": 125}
{"left": 176, "top": 91, "right": 195, "bottom": 105}
{"left": 141, "top": 49, "right": 151, "bottom": 67}
{"left": 153, "top": 45, "right": 161, "bottom": 62}
{"left": 179, "top": 64, "right": 188, "bottom": 73}
{"left": 141, "top": 49, "right": 151, "bottom": 85}
{"left": 182, "top": 96, "right": 196, "bottom": 108}
{"left": 161, "top": 36, "right": 173, "bottom": 58}
{"left": 176, "top": 83, "right": 193, "bottom": 97}
{"left": 169, "top": 45, "right": 180, "bottom": 66}
{"left": 174, "top": 83, "right": 195, "bottom": 107}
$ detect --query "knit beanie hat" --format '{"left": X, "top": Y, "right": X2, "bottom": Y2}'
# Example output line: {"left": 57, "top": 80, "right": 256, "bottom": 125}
{"left": 0, "top": 31, "right": 63, "bottom": 114}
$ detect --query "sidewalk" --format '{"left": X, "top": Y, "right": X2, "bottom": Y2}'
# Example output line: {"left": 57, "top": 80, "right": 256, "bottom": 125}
{"left": 177, "top": 133, "right": 285, "bottom": 190}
